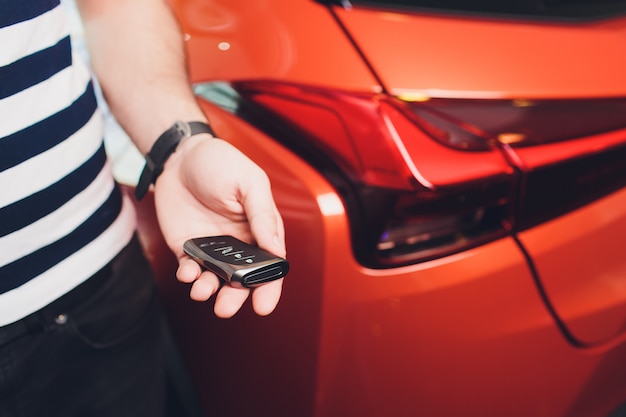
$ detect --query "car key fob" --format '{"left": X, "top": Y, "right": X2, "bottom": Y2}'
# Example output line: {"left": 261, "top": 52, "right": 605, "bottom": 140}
{"left": 183, "top": 235, "right": 289, "bottom": 288}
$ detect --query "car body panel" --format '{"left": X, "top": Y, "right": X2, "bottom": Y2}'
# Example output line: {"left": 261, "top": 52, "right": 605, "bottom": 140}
{"left": 507, "top": 128, "right": 626, "bottom": 345}
{"left": 125, "top": 1, "right": 626, "bottom": 415}
{"left": 518, "top": 186, "right": 626, "bottom": 346}
{"left": 335, "top": 6, "right": 626, "bottom": 99}
{"left": 170, "top": 0, "right": 381, "bottom": 92}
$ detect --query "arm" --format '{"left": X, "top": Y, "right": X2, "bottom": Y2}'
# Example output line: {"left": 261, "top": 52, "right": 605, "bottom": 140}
{"left": 75, "top": 0, "right": 286, "bottom": 317}
{"left": 75, "top": 0, "right": 201, "bottom": 147}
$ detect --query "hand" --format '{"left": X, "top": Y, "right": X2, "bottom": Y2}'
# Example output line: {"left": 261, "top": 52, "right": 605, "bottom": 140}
{"left": 152, "top": 134, "right": 286, "bottom": 318}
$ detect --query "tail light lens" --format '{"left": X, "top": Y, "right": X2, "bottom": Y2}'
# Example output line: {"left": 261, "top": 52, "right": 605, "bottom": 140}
{"left": 373, "top": 178, "right": 514, "bottom": 265}
{"left": 195, "top": 81, "right": 626, "bottom": 267}
{"left": 405, "top": 96, "right": 626, "bottom": 149}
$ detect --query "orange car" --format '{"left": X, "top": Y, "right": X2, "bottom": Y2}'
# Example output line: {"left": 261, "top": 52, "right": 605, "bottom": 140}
{"left": 131, "top": 1, "right": 626, "bottom": 416}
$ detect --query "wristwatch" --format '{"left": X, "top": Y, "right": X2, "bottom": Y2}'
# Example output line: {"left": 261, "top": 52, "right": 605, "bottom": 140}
{"left": 135, "top": 120, "right": 215, "bottom": 200}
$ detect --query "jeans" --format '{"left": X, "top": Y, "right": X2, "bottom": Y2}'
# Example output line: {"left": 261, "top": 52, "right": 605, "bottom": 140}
{"left": 0, "top": 236, "right": 166, "bottom": 417}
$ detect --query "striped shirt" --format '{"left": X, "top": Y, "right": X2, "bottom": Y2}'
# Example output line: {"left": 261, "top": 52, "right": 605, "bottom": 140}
{"left": 0, "top": 0, "right": 136, "bottom": 326}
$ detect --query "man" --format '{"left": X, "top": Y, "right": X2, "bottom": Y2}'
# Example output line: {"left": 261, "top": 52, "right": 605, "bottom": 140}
{"left": 0, "top": 0, "right": 286, "bottom": 415}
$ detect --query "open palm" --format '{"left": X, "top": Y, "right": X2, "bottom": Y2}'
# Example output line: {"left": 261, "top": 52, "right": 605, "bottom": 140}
{"left": 153, "top": 135, "right": 286, "bottom": 317}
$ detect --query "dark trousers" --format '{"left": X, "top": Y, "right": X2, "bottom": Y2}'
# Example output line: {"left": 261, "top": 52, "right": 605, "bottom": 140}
{"left": 0, "top": 236, "right": 166, "bottom": 417}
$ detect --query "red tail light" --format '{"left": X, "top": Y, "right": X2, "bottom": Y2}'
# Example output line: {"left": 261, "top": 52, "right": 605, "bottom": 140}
{"left": 405, "top": 96, "right": 626, "bottom": 149}
{"left": 195, "top": 81, "right": 626, "bottom": 267}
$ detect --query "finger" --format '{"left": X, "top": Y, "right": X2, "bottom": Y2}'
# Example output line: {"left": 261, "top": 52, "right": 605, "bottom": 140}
{"left": 251, "top": 278, "right": 284, "bottom": 316}
{"left": 189, "top": 272, "right": 221, "bottom": 302}
{"left": 176, "top": 257, "right": 202, "bottom": 283}
{"left": 214, "top": 285, "right": 251, "bottom": 318}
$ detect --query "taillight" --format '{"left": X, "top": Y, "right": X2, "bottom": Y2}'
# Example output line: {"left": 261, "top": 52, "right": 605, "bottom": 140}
{"left": 196, "top": 81, "right": 521, "bottom": 267}
{"left": 401, "top": 96, "right": 626, "bottom": 149}
{"left": 373, "top": 178, "right": 514, "bottom": 266}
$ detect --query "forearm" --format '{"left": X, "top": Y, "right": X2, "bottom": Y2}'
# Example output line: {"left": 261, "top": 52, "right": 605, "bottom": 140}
{"left": 76, "top": 0, "right": 206, "bottom": 153}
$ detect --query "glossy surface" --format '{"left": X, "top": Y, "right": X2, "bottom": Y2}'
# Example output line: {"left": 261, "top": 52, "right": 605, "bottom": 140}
{"left": 170, "top": 0, "right": 380, "bottom": 91}
{"left": 129, "top": 1, "right": 626, "bottom": 416}
{"left": 337, "top": 7, "right": 626, "bottom": 98}
{"left": 519, "top": 187, "right": 626, "bottom": 346}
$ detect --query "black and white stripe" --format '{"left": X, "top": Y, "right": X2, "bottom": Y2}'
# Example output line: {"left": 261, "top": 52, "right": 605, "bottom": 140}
{"left": 0, "top": 0, "right": 135, "bottom": 325}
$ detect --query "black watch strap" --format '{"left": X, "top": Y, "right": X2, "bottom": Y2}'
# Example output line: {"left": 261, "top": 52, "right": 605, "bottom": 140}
{"left": 135, "top": 120, "right": 215, "bottom": 200}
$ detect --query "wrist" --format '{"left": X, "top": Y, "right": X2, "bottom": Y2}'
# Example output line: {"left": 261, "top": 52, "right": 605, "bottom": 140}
{"left": 135, "top": 120, "right": 215, "bottom": 200}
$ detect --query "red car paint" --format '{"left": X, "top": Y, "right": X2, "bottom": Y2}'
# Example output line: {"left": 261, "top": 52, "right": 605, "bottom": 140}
{"left": 128, "top": 1, "right": 626, "bottom": 416}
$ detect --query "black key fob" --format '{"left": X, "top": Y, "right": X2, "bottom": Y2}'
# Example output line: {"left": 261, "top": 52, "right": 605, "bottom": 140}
{"left": 183, "top": 235, "right": 289, "bottom": 288}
